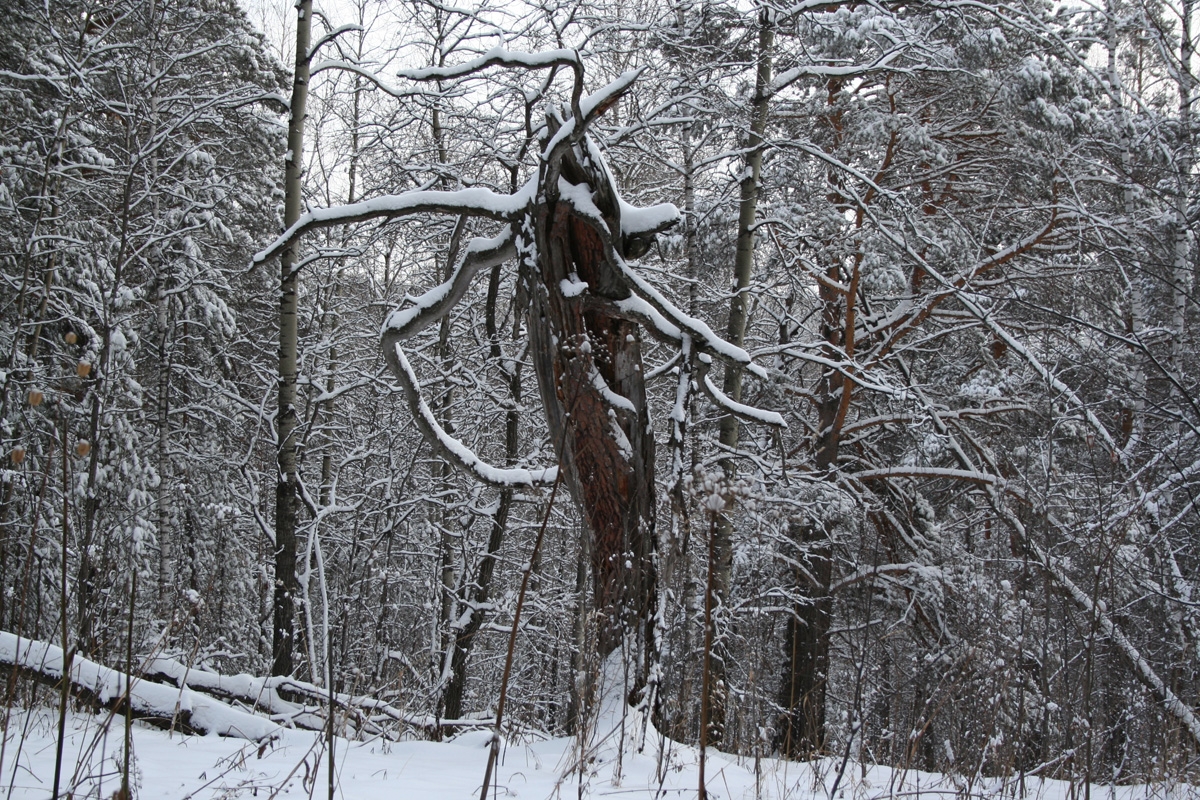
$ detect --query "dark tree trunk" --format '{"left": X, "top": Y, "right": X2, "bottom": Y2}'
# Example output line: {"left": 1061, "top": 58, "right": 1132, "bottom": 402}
{"left": 524, "top": 148, "right": 656, "bottom": 667}
{"left": 775, "top": 258, "right": 844, "bottom": 757}
{"left": 442, "top": 263, "right": 519, "bottom": 723}
{"left": 775, "top": 518, "right": 833, "bottom": 758}
{"left": 442, "top": 490, "right": 509, "bottom": 723}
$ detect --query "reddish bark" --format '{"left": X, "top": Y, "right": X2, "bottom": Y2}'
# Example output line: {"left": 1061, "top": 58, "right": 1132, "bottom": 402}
{"left": 525, "top": 156, "right": 656, "bottom": 660}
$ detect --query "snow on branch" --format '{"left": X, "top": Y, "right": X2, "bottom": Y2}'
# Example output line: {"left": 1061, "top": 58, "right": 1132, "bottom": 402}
{"left": 756, "top": 343, "right": 900, "bottom": 395}
{"left": 852, "top": 466, "right": 1006, "bottom": 485}
{"left": 145, "top": 653, "right": 463, "bottom": 737}
{"left": 771, "top": 47, "right": 908, "bottom": 95}
{"left": 612, "top": 254, "right": 766, "bottom": 377}
{"left": 540, "top": 69, "right": 643, "bottom": 160}
{"left": 830, "top": 562, "right": 942, "bottom": 594}
{"left": 309, "top": 60, "right": 412, "bottom": 97}
{"left": 697, "top": 355, "right": 786, "bottom": 427}
{"left": 842, "top": 403, "right": 1030, "bottom": 436}
{"left": 542, "top": 135, "right": 778, "bottom": 421}
{"left": 956, "top": 287, "right": 1119, "bottom": 454}
{"left": 385, "top": 342, "right": 558, "bottom": 488}
{"left": 252, "top": 179, "right": 535, "bottom": 265}
{"left": 1027, "top": 535, "right": 1200, "bottom": 752}
{"left": 382, "top": 230, "right": 515, "bottom": 340}
{"left": 397, "top": 46, "right": 581, "bottom": 82}
{"left": 591, "top": 365, "right": 637, "bottom": 414}
{"left": 609, "top": 284, "right": 784, "bottom": 429}
{"left": 619, "top": 196, "right": 681, "bottom": 238}
{"left": 577, "top": 69, "right": 642, "bottom": 120}
{"left": 780, "top": 0, "right": 852, "bottom": 14}
{"left": 378, "top": 226, "right": 559, "bottom": 488}
{"left": 306, "top": 24, "right": 363, "bottom": 62}
{"left": 985, "top": 496, "right": 1200, "bottom": 750}
{"left": 400, "top": 47, "right": 599, "bottom": 143}
{"left": 0, "top": 631, "right": 280, "bottom": 742}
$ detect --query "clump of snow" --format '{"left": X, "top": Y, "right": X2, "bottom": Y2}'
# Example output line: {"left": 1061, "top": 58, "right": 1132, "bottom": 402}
{"left": 560, "top": 275, "right": 589, "bottom": 298}
{"left": 618, "top": 197, "right": 680, "bottom": 237}
{"left": 558, "top": 177, "right": 603, "bottom": 221}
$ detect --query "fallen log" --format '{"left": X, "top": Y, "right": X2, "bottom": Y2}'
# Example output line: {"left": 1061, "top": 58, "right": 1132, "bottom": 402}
{"left": 0, "top": 631, "right": 280, "bottom": 742}
{"left": 144, "top": 653, "right": 491, "bottom": 738}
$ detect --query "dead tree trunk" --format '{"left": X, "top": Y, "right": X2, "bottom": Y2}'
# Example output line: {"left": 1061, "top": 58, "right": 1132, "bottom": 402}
{"left": 524, "top": 145, "right": 656, "bottom": 666}
{"left": 350, "top": 60, "right": 777, "bottom": 717}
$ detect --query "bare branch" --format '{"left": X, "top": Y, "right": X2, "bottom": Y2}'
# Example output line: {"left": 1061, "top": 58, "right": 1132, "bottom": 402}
{"left": 306, "top": 24, "right": 363, "bottom": 63}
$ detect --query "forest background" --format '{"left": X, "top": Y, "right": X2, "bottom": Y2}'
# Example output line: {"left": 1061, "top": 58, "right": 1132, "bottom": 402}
{"left": 1, "top": 0, "right": 1199, "bottom": 791}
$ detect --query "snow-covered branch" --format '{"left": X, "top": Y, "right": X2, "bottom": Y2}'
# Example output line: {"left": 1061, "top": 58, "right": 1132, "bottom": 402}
{"left": 400, "top": 47, "right": 586, "bottom": 129}
{"left": 771, "top": 47, "right": 908, "bottom": 95}
{"left": 696, "top": 354, "right": 786, "bottom": 427}
{"left": 145, "top": 652, "right": 477, "bottom": 737}
{"left": 384, "top": 342, "right": 557, "bottom": 488}
{"left": 398, "top": 46, "right": 580, "bottom": 82}
{"left": 382, "top": 230, "right": 515, "bottom": 340}
{"left": 252, "top": 180, "right": 535, "bottom": 265}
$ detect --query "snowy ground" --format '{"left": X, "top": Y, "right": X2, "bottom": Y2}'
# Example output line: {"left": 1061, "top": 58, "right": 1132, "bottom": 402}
{"left": 0, "top": 661, "right": 1193, "bottom": 800}
{"left": 1, "top": 705, "right": 1195, "bottom": 800}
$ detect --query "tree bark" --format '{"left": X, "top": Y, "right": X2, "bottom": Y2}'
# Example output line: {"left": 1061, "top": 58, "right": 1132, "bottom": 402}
{"left": 274, "top": 0, "right": 312, "bottom": 678}
{"left": 775, "top": 73, "right": 852, "bottom": 758}
{"left": 525, "top": 147, "right": 656, "bottom": 666}
{"left": 1171, "top": 0, "right": 1193, "bottom": 381}
{"left": 775, "top": 519, "right": 832, "bottom": 758}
